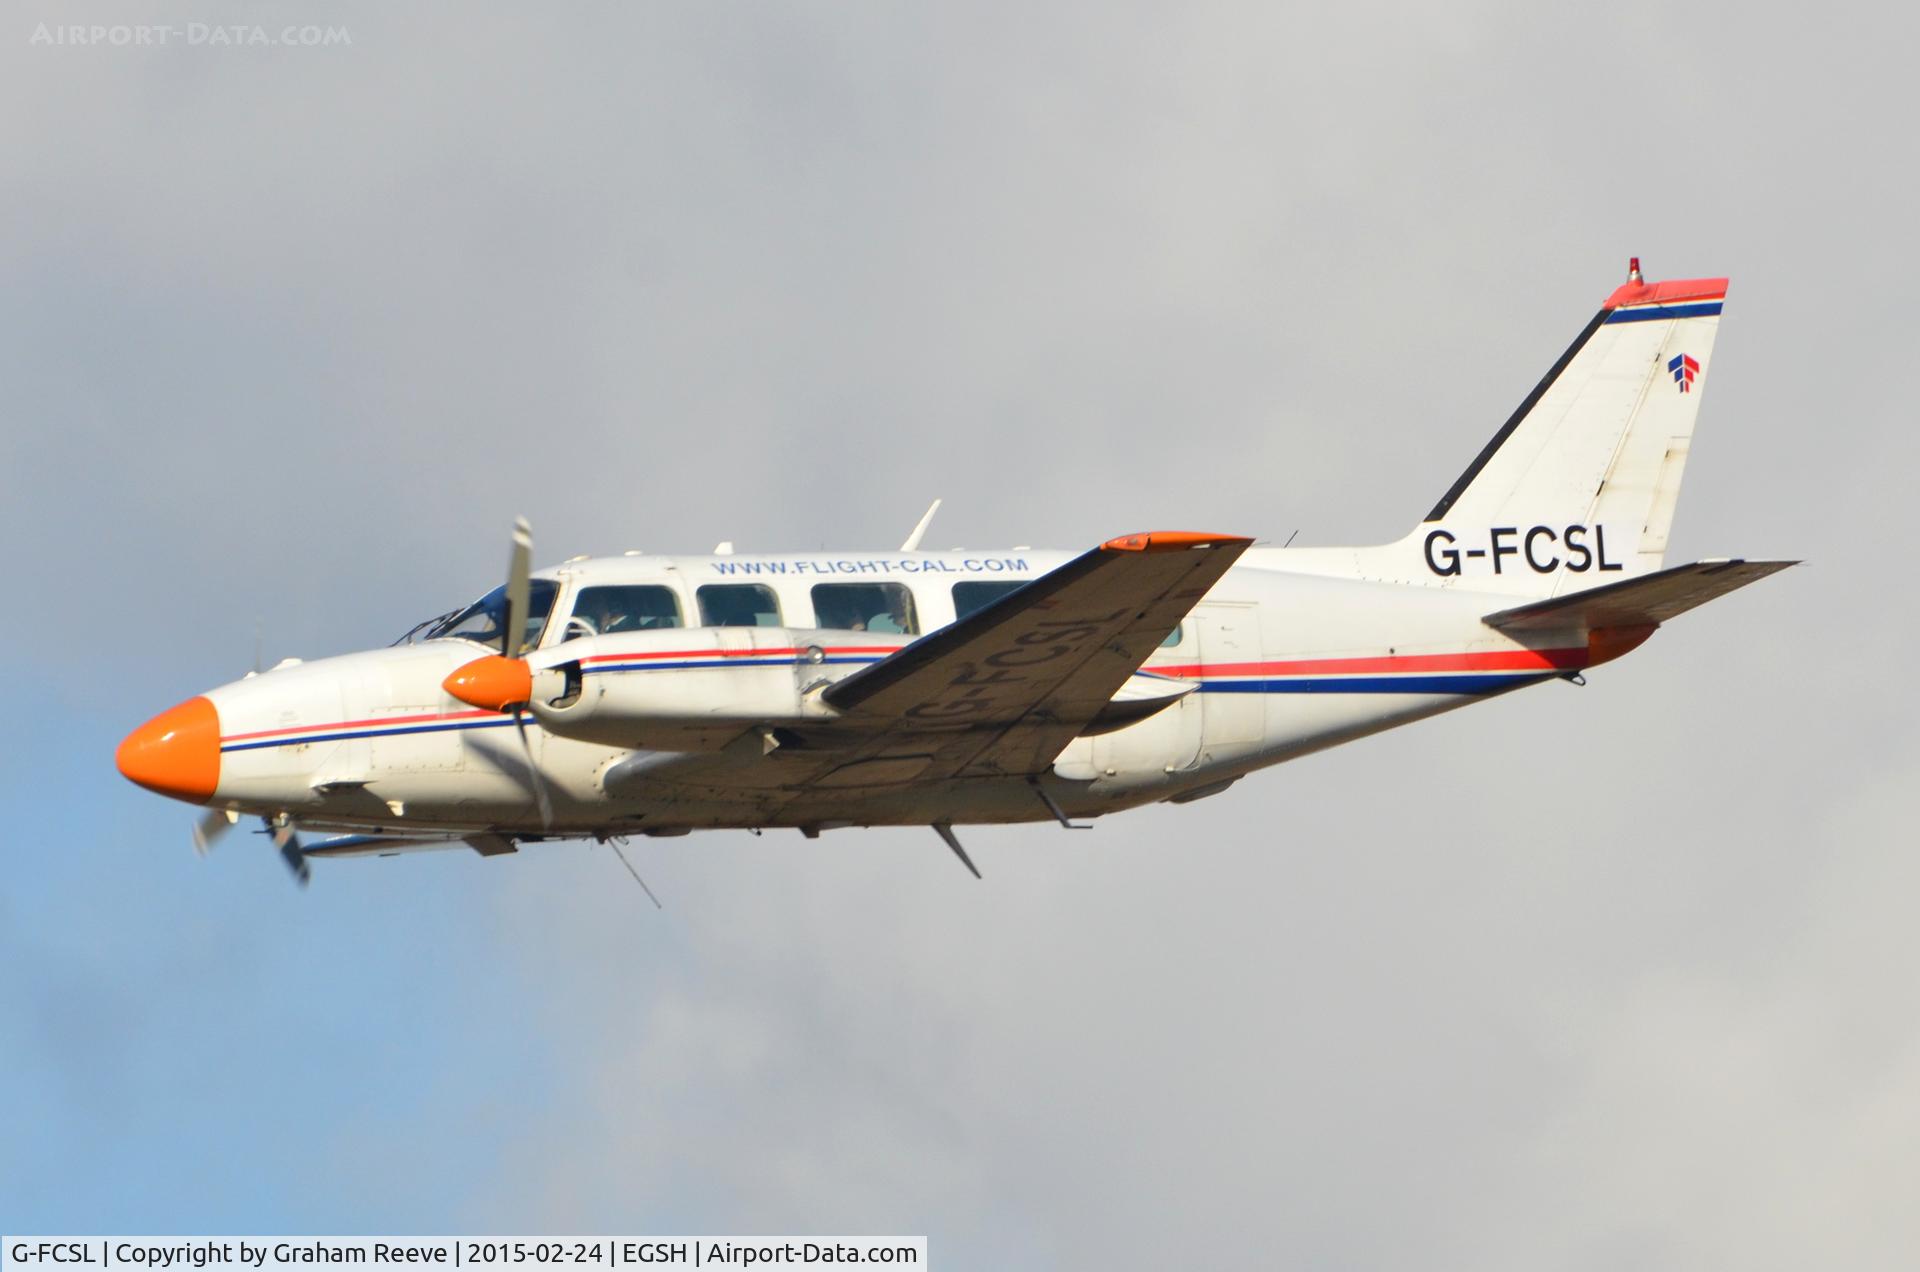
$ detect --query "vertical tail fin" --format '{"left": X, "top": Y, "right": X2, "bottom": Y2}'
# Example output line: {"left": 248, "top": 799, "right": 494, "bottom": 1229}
{"left": 1405, "top": 268, "right": 1728, "bottom": 594}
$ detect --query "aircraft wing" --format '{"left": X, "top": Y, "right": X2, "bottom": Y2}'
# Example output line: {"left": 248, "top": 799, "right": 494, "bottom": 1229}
{"left": 820, "top": 530, "right": 1250, "bottom": 778}
{"left": 1484, "top": 558, "right": 1797, "bottom": 632}
{"left": 601, "top": 531, "right": 1250, "bottom": 801}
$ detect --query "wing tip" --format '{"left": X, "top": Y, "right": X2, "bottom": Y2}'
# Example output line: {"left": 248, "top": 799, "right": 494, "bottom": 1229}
{"left": 1101, "top": 530, "right": 1254, "bottom": 554}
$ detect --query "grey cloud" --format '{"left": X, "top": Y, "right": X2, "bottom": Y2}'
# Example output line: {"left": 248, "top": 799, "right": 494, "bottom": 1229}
{"left": 6, "top": 0, "right": 1917, "bottom": 1265}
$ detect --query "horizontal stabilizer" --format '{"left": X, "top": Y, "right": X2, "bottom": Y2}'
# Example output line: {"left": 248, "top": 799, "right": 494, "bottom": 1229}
{"left": 1484, "top": 559, "right": 1796, "bottom": 632}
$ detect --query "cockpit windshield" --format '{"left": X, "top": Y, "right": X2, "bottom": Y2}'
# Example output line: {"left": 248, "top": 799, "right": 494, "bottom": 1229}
{"left": 397, "top": 580, "right": 560, "bottom": 654}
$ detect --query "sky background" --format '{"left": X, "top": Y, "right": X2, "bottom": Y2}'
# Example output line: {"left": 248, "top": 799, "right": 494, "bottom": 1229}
{"left": 3, "top": 2, "right": 1916, "bottom": 1267}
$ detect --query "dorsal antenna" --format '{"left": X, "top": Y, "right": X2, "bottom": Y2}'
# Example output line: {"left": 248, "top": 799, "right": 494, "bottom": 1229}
{"left": 900, "top": 498, "right": 943, "bottom": 552}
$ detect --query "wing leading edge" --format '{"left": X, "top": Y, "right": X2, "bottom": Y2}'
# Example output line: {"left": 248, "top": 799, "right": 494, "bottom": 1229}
{"left": 822, "top": 530, "right": 1252, "bottom": 778}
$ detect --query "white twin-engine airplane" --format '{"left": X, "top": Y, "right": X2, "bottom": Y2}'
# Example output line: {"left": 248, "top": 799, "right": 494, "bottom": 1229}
{"left": 119, "top": 263, "right": 1793, "bottom": 884}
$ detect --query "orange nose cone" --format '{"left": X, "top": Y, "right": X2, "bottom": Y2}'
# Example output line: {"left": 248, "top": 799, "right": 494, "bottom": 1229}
{"left": 443, "top": 655, "right": 532, "bottom": 711}
{"left": 116, "top": 696, "right": 221, "bottom": 804}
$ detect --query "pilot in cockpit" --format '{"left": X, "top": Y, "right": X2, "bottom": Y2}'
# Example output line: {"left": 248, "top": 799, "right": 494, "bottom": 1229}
{"left": 567, "top": 591, "right": 622, "bottom": 639}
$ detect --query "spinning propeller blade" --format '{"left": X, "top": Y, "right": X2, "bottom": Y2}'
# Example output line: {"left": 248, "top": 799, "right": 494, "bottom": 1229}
{"left": 502, "top": 516, "right": 532, "bottom": 657}
{"left": 512, "top": 711, "right": 554, "bottom": 829}
{"left": 193, "top": 808, "right": 238, "bottom": 856}
{"left": 271, "top": 821, "right": 311, "bottom": 888}
{"left": 440, "top": 518, "right": 555, "bottom": 828}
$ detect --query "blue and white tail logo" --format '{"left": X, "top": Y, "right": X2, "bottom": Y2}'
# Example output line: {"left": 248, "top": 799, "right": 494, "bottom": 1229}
{"left": 1668, "top": 353, "right": 1700, "bottom": 393}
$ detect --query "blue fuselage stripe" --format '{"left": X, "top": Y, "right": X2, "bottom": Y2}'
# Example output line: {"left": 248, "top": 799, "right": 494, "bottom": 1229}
{"left": 1605, "top": 302, "right": 1722, "bottom": 324}
{"left": 221, "top": 717, "right": 518, "bottom": 752}
{"left": 583, "top": 657, "right": 882, "bottom": 674}
{"left": 1192, "top": 673, "right": 1551, "bottom": 695}
{"left": 220, "top": 670, "right": 1549, "bottom": 752}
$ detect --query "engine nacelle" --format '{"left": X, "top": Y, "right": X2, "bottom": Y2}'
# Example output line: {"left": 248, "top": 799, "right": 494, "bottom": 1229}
{"left": 524, "top": 626, "right": 910, "bottom": 751}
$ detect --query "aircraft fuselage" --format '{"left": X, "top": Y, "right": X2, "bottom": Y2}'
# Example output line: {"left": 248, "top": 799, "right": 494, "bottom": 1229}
{"left": 179, "top": 547, "right": 1602, "bottom": 842}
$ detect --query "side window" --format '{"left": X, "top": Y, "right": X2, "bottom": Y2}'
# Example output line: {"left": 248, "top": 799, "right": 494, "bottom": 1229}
{"left": 564, "top": 585, "right": 682, "bottom": 639}
{"left": 697, "top": 583, "right": 782, "bottom": 627}
{"left": 952, "top": 580, "right": 1026, "bottom": 620}
{"left": 1160, "top": 622, "right": 1184, "bottom": 648}
{"left": 811, "top": 583, "right": 919, "bottom": 635}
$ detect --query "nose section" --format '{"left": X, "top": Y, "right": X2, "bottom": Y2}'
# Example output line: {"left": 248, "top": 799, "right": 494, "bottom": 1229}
{"left": 116, "top": 696, "right": 222, "bottom": 804}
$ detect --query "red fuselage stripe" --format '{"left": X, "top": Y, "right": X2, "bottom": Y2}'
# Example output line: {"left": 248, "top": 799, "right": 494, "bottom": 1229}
{"left": 221, "top": 708, "right": 500, "bottom": 743}
{"left": 219, "top": 647, "right": 1588, "bottom": 742}
{"left": 578, "top": 645, "right": 901, "bottom": 664}
{"left": 1151, "top": 647, "right": 1587, "bottom": 678}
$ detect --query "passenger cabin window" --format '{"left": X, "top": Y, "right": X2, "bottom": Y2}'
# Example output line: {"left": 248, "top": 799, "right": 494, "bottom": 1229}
{"left": 811, "top": 583, "right": 919, "bottom": 635}
{"left": 1161, "top": 622, "right": 1184, "bottom": 648}
{"left": 951, "top": 580, "right": 1026, "bottom": 620}
{"left": 697, "top": 583, "right": 781, "bottom": 627}
{"left": 425, "top": 580, "right": 560, "bottom": 655}
{"left": 563, "top": 585, "right": 682, "bottom": 639}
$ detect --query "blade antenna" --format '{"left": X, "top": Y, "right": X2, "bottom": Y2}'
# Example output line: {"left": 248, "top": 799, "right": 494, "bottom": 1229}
{"left": 900, "top": 498, "right": 942, "bottom": 552}
{"left": 933, "top": 821, "right": 982, "bottom": 879}
{"left": 502, "top": 516, "right": 533, "bottom": 656}
{"left": 608, "top": 838, "right": 664, "bottom": 909}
